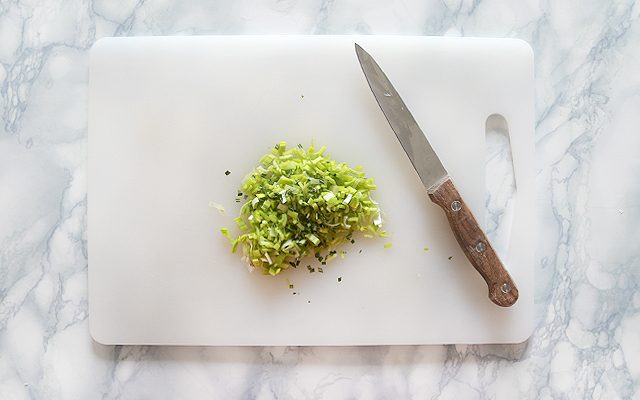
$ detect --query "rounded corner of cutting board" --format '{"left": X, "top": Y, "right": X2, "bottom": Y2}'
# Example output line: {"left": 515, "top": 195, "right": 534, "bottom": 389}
{"left": 510, "top": 38, "right": 535, "bottom": 61}
{"left": 88, "top": 316, "right": 114, "bottom": 346}
{"left": 510, "top": 323, "right": 535, "bottom": 345}
{"left": 89, "top": 37, "right": 117, "bottom": 64}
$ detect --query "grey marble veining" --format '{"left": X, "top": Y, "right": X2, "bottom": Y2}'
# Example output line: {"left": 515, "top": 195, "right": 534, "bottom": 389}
{"left": 1, "top": 0, "right": 639, "bottom": 399}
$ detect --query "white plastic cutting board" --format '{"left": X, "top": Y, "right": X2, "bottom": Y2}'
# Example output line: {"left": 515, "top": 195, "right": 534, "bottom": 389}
{"left": 88, "top": 36, "right": 534, "bottom": 345}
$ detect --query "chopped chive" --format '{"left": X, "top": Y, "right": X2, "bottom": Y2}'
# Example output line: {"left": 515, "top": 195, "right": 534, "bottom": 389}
{"left": 359, "top": 249, "right": 363, "bottom": 254}
{"left": 448, "top": 256, "right": 453, "bottom": 260}
{"left": 318, "top": 267, "right": 324, "bottom": 273}
{"left": 384, "top": 243, "right": 393, "bottom": 249}
{"left": 224, "top": 170, "right": 231, "bottom": 176}
{"left": 220, "top": 227, "right": 231, "bottom": 240}
{"left": 337, "top": 277, "right": 342, "bottom": 282}
{"left": 423, "top": 246, "right": 429, "bottom": 252}
{"left": 350, "top": 239, "right": 355, "bottom": 244}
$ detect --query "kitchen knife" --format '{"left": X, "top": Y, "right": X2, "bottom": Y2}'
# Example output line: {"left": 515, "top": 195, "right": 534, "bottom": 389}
{"left": 355, "top": 43, "right": 519, "bottom": 307}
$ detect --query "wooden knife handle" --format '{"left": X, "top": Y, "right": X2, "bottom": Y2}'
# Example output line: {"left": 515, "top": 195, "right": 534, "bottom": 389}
{"left": 427, "top": 177, "right": 519, "bottom": 307}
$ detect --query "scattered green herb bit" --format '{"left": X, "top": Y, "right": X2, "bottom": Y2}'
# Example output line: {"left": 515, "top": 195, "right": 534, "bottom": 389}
{"left": 289, "top": 284, "right": 294, "bottom": 289}
{"left": 220, "top": 227, "right": 231, "bottom": 240}
{"left": 307, "top": 265, "right": 315, "bottom": 273}
{"left": 423, "top": 246, "right": 429, "bottom": 252}
{"left": 359, "top": 249, "right": 363, "bottom": 254}
{"left": 209, "top": 201, "right": 225, "bottom": 215}
{"left": 318, "top": 267, "right": 324, "bottom": 273}
{"left": 293, "top": 292, "right": 297, "bottom": 295}
{"left": 448, "top": 256, "right": 453, "bottom": 260}
{"left": 307, "top": 300, "right": 311, "bottom": 303}
{"left": 225, "top": 141, "right": 384, "bottom": 276}
{"left": 384, "top": 243, "right": 393, "bottom": 249}
{"left": 350, "top": 239, "right": 355, "bottom": 244}
{"left": 301, "top": 95, "right": 304, "bottom": 99}
{"left": 307, "top": 233, "right": 321, "bottom": 246}
{"left": 337, "top": 277, "right": 342, "bottom": 282}
{"left": 225, "top": 170, "right": 231, "bottom": 176}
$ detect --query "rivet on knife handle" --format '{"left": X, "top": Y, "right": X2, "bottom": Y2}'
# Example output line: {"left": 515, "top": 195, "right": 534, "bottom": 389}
{"left": 428, "top": 177, "right": 519, "bottom": 307}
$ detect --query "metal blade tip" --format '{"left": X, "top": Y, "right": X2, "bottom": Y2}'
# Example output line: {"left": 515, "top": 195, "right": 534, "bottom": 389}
{"left": 354, "top": 43, "right": 368, "bottom": 60}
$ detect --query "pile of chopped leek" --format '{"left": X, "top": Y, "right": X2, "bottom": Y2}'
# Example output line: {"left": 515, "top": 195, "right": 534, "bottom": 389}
{"left": 223, "top": 141, "right": 385, "bottom": 276}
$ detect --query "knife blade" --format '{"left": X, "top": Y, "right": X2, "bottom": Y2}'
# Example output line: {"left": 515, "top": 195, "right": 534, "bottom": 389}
{"left": 355, "top": 43, "right": 519, "bottom": 307}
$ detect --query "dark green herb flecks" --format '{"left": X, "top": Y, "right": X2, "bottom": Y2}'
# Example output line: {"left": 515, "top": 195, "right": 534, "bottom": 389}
{"left": 224, "top": 141, "right": 385, "bottom": 276}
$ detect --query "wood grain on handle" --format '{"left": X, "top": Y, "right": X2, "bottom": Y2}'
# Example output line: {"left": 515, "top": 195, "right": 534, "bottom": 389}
{"left": 427, "top": 177, "right": 519, "bottom": 307}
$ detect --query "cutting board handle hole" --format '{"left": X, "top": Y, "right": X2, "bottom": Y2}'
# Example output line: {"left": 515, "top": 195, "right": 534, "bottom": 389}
{"left": 484, "top": 113, "right": 516, "bottom": 261}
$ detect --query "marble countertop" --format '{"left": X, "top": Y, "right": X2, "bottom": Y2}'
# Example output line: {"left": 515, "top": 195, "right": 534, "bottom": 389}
{"left": 1, "top": 0, "right": 639, "bottom": 399}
